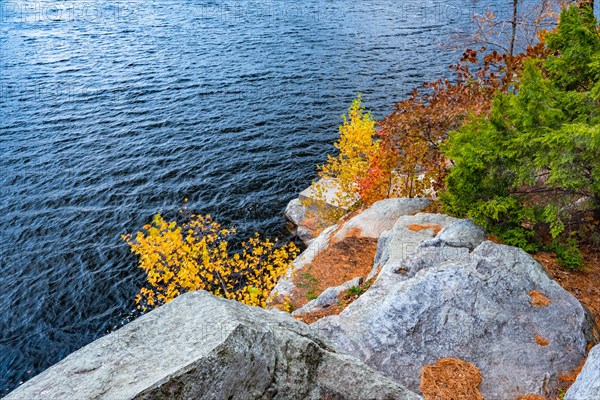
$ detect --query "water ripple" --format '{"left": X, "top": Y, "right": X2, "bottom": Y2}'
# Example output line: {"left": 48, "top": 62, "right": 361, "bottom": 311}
{"left": 1, "top": 0, "right": 490, "bottom": 394}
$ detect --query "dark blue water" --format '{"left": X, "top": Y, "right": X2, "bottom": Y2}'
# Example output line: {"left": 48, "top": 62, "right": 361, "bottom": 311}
{"left": 0, "top": 0, "right": 499, "bottom": 393}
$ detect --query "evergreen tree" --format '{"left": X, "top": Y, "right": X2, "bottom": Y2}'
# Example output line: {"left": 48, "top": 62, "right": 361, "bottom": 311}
{"left": 441, "top": 5, "right": 600, "bottom": 267}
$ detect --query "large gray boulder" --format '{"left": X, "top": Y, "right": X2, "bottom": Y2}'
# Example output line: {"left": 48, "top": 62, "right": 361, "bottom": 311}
{"left": 314, "top": 217, "right": 596, "bottom": 399}
{"left": 565, "top": 344, "right": 600, "bottom": 400}
{"left": 6, "top": 291, "right": 420, "bottom": 400}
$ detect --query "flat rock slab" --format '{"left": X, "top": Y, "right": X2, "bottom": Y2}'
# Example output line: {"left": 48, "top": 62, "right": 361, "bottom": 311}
{"left": 299, "top": 178, "right": 359, "bottom": 211}
{"left": 315, "top": 218, "right": 596, "bottom": 399}
{"left": 332, "top": 198, "right": 431, "bottom": 242}
{"left": 5, "top": 291, "right": 420, "bottom": 400}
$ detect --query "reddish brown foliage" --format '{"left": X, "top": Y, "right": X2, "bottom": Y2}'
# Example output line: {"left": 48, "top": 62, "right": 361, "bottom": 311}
{"left": 377, "top": 44, "right": 553, "bottom": 199}
{"left": 289, "top": 236, "right": 377, "bottom": 311}
{"left": 356, "top": 145, "right": 398, "bottom": 205}
{"left": 378, "top": 49, "right": 505, "bottom": 198}
{"left": 535, "top": 249, "right": 600, "bottom": 328}
{"left": 517, "top": 395, "right": 548, "bottom": 400}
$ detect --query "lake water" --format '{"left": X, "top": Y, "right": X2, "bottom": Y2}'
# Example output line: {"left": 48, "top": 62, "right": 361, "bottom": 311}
{"left": 1, "top": 0, "right": 496, "bottom": 393}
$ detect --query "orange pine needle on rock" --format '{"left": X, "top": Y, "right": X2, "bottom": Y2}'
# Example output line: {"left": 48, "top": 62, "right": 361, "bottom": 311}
{"left": 420, "top": 357, "right": 484, "bottom": 400}
{"left": 517, "top": 395, "right": 548, "bottom": 400}
{"left": 407, "top": 224, "right": 444, "bottom": 235}
{"left": 535, "top": 334, "right": 550, "bottom": 346}
{"left": 529, "top": 290, "right": 552, "bottom": 307}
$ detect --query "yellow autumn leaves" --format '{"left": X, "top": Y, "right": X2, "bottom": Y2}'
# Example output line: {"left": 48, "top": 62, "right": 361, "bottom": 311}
{"left": 305, "top": 95, "right": 397, "bottom": 227}
{"left": 319, "top": 94, "right": 382, "bottom": 209}
{"left": 122, "top": 213, "right": 299, "bottom": 310}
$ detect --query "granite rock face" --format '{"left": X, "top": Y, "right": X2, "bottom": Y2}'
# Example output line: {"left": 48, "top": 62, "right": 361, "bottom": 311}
{"left": 436, "top": 219, "right": 487, "bottom": 250}
{"left": 5, "top": 291, "right": 420, "bottom": 400}
{"left": 315, "top": 217, "right": 596, "bottom": 399}
{"left": 368, "top": 212, "right": 461, "bottom": 281}
{"left": 331, "top": 198, "right": 431, "bottom": 242}
{"left": 283, "top": 182, "right": 429, "bottom": 245}
{"left": 283, "top": 198, "right": 314, "bottom": 244}
{"left": 565, "top": 344, "right": 600, "bottom": 400}
{"left": 273, "top": 198, "right": 430, "bottom": 301}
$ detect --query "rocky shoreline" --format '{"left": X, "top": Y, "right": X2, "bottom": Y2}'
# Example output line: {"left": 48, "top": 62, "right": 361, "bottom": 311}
{"left": 5, "top": 190, "right": 600, "bottom": 399}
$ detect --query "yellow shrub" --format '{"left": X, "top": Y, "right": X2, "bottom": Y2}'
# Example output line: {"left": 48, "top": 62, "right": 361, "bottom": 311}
{"left": 122, "top": 214, "right": 299, "bottom": 310}
{"left": 319, "top": 94, "right": 381, "bottom": 209}
{"left": 303, "top": 95, "right": 397, "bottom": 229}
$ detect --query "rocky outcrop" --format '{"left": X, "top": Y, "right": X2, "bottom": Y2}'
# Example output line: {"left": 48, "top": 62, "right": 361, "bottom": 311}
{"left": 9, "top": 196, "right": 596, "bottom": 400}
{"left": 314, "top": 216, "right": 596, "bottom": 399}
{"left": 368, "top": 212, "right": 461, "bottom": 281}
{"left": 283, "top": 198, "right": 314, "bottom": 244}
{"left": 299, "top": 178, "right": 358, "bottom": 211}
{"left": 5, "top": 291, "right": 420, "bottom": 400}
{"left": 565, "top": 344, "right": 600, "bottom": 400}
{"left": 331, "top": 198, "right": 430, "bottom": 242}
{"left": 283, "top": 181, "right": 428, "bottom": 245}
{"left": 270, "top": 224, "right": 338, "bottom": 301}
{"left": 273, "top": 198, "right": 431, "bottom": 302}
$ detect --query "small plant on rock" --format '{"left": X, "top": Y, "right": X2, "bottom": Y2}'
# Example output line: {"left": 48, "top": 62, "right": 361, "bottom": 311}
{"left": 346, "top": 286, "right": 362, "bottom": 296}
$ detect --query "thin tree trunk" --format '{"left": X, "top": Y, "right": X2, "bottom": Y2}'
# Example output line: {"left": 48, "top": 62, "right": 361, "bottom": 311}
{"left": 593, "top": 194, "right": 600, "bottom": 222}
{"left": 509, "top": 0, "right": 519, "bottom": 57}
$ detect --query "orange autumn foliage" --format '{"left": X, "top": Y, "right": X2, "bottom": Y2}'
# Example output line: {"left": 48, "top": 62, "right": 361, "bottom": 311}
{"left": 356, "top": 144, "right": 397, "bottom": 205}
{"left": 314, "top": 45, "right": 553, "bottom": 227}
{"left": 378, "top": 48, "right": 507, "bottom": 198}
